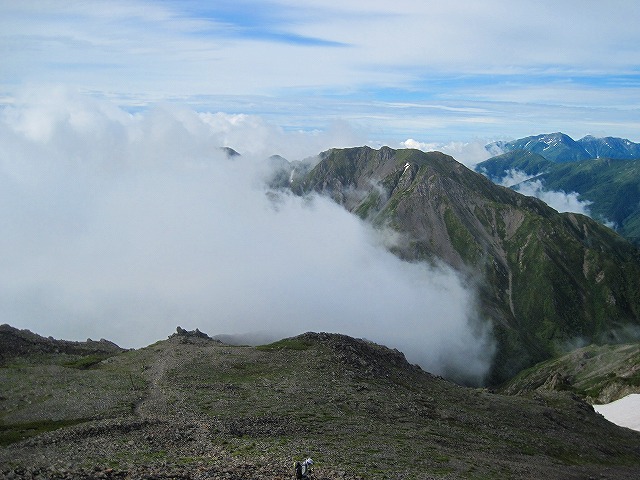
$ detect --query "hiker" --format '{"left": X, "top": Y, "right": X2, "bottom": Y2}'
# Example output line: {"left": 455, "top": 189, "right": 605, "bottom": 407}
{"left": 294, "top": 457, "right": 313, "bottom": 479}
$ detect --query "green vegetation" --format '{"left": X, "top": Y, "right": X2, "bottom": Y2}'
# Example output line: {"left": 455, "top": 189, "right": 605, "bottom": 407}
{"left": 353, "top": 190, "right": 381, "bottom": 219}
{"left": 443, "top": 207, "right": 482, "bottom": 264}
{"left": 0, "top": 418, "right": 88, "bottom": 446}
{"left": 477, "top": 153, "right": 640, "bottom": 245}
{"left": 500, "top": 342, "right": 640, "bottom": 403}
{"left": 0, "top": 348, "right": 149, "bottom": 431}
{"left": 62, "top": 354, "right": 111, "bottom": 369}
{"left": 477, "top": 150, "right": 553, "bottom": 180}
{"left": 256, "top": 338, "right": 313, "bottom": 351}
{"left": 542, "top": 159, "right": 640, "bottom": 243}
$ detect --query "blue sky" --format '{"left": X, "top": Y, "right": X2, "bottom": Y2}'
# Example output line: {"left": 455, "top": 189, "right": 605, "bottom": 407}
{"left": 2, "top": 0, "right": 640, "bottom": 148}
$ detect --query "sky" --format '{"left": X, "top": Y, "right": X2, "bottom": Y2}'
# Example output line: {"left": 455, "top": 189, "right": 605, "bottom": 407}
{"left": 1, "top": 1, "right": 639, "bottom": 384}
{"left": 2, "top": 0, "right": 640, "bottom": 149}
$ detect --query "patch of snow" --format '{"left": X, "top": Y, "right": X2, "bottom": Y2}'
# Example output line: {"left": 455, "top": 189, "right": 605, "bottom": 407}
{"left": 593, "top": 394, "right": 640, "bottom": 432}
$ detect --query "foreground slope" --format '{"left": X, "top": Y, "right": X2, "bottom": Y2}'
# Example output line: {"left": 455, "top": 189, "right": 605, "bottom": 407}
{"left": 289, "top": 146, "right": 640, "bottom": 383}
{"left": 2, "top": 328, "right": 640, "bottom": 479}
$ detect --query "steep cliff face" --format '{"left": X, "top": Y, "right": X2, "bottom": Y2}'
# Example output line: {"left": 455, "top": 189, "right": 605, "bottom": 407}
{"left": 291, "top": 146, "right": 640, "bottom": 383}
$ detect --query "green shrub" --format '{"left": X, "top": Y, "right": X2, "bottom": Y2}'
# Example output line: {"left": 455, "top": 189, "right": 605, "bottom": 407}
{"left": 256, "top": 339, "right": 312, "bottom": 351}
{"left": 0, "top": 418, "right": 88, "bottom": 446}
{"left": 63, "top": 354, "right": 110, "bottom": 369}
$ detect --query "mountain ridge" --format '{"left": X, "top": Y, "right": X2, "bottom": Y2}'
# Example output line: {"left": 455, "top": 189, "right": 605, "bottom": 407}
{"left": 285, "top": 146, "right": 640, "bottom": 384}
{"left": 0, "top": 323, "right": 123, "bottom": 364}
{"left": 486, "top": 133, "right": 640, "bottom": 163}
{"left": 476, "top": 148, "right": 640, "bottom": 245}
{"left": 499, "top": 342, "right": 640, "bottom": 404}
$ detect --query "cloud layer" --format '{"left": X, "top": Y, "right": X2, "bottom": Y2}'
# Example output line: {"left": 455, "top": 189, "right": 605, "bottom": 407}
{"left": 0, "top": 90, "right": 493, "bottom": 384}
{"left": 509, "top": 178, "right": 593, "bottom": 217}
{"left": 400, "top": 138, "right": 493, "bottom": 168}
{"left": 478, "top": 166, "right": 594, "bottom": 217}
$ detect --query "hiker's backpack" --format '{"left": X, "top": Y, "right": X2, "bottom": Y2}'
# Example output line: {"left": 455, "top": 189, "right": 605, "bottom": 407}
{"left": 295, "top": 461, "right": 303, "bottom": 479}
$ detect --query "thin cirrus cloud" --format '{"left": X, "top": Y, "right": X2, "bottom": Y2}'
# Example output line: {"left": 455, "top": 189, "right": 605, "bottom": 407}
{"left": 1, "top": 1, "right": 640, "bottom": 143}
{"left": 180, "top": 0, "right": 348, "bottom": 46}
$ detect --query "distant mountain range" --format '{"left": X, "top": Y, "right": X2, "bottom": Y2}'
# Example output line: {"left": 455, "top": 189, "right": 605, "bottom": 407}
{"left": 274, "top": 146, "right": 640, "bottom": 385}
{"left": 486, "top": 132, "right": 640, "bottom": 163}
{"left": 478, "top": 133, "right": 640, "bottom": 244}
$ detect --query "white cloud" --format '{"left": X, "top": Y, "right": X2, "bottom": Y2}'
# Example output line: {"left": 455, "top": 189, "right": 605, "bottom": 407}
{"left": 400, "top": 138, "right": 435, "bottom": 151}
{"left": 198, "top": 112, "right": 365, "bottom": 159}
{"left": 400, "top": 138, "right": 493, "bottom": 168}
{"left": 0, "top": 89, "right": 493, "bottom": 384}
{"left": 497, "top": 169, "right": 537, "bottom": 188}
{"left": 514, "top": 179, "right": 593, "bottom": 216}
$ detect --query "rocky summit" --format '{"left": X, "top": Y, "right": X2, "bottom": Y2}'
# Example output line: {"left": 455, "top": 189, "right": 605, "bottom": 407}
{"left": 2, "top": 326, "right": 640, "bottom": 479}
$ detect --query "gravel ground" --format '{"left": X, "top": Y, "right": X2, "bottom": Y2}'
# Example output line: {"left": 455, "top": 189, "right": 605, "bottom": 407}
{"left": 2, "top": 330, "right": 640, "bottom": 479}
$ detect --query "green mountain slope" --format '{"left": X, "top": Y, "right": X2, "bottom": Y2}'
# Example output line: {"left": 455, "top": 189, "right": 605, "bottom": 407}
{"left": 291, "top": 146, "right": 640, "bottom": 384}
{"left": 531, "top": 159, "right": 640, "bottom": 244}
{"left": 2, "top": 327, "right": 640, "bottom": 479}
{"left": 477, "top": 153, "right": 640, "bottom": 244}
{"left": 499, "top": 342, "right": 640, "bottom": 404}
{"left": 580, "top": 135, "right": 640, "bottom": 159}
{"left": 475, "top": 150, "right": 553, "bottom": 181}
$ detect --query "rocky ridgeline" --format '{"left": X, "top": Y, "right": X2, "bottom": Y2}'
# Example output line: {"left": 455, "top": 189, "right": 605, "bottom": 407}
{"left": 167, "top": 326, "right": 226, "bottom": 347}
{"left": 0, "top": 324, "right": 123, "bottom": 363}
{"left": 170, "top": 326, "right": 213, "bottom": 340}
{"left": 299, "top": 332, "right": 425, "bottom": 379}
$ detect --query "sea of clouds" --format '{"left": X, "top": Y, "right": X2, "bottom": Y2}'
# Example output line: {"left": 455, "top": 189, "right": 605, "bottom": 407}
{"left": 492, "top": 168, "right": 594, "bottom": 217}
{"left": 0, "top": 88, "right": 494, "bottom": 385}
